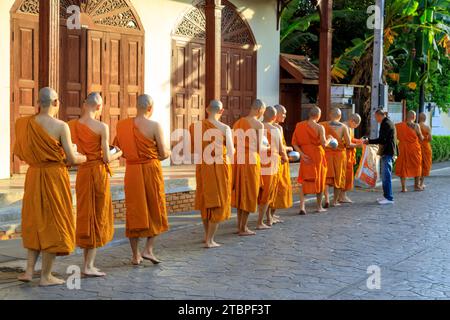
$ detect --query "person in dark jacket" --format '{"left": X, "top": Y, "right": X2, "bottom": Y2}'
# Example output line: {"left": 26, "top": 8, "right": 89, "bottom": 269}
{"left": 364, "top": 107, "right": 397, "bottom": 205}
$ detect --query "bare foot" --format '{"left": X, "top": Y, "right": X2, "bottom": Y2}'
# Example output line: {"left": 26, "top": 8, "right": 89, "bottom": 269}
{"left": 239, "top": 229, "right": 256, "bottom": 237}
{"left": 339, "top": 197, "right": 353, "bottom": 204}
{"left": 316, "top": 207, "right": 328, "bottom": 213}
{"left": 205, "top": 241, "right": 221, "bottom": 249}
{"left": 401, "top": 188, "right": 408, "bottom": 193}
{"left": 83, "top": 268, "right": 106, "bottom": 277}
{"left": 40, "top": 275, "right": 66, "bottom": 287}
{"left": 332, "top": 201, "right": 341, "bottom": 207}
{"left": 142, "top": 254, "right": 162, "bottom": 264}
{"left": 18, "top": 272, "right": 33, "bottom": 283}
{"left": 131, "top": 256, "right": 143, "bottom": 266}
{"left": 256, "top": 224, "right": 271, "bottom": 231}
{"left": 414, "top": 186, "right": 424, "bottom": 192}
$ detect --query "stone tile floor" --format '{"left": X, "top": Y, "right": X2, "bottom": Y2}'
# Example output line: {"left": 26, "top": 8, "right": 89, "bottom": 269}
{"left": 0, "top": 163, "right": 449, "bottom": 300}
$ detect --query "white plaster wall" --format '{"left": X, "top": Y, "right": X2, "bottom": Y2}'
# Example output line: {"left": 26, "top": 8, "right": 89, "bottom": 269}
{"left": 0, "top": 0, "right": 16, "bottom": 179}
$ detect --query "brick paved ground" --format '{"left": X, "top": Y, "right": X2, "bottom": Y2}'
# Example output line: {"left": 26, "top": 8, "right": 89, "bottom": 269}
{"left": 0, "top": 163, "right": 449, "bottom": 300}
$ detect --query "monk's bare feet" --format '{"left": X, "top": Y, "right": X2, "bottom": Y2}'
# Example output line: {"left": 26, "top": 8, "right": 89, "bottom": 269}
{"left": 39, "top": 275, "right": 65, "bottom": 287}
{"left": 256, "top": 224, "right": 271, "bottom": 231}
{"left": 414, "top": 186, "right": 424, "bottom": 192}
{"left": 239, "top": 229, "right": 256, "bottom": 237}
{"left": 83, "top": 268, "right": 106, "bottom": 278}
{"left": 401, "top": 188, "right": 408, "bottom": 193}
{"left": 316, "top": 207, "right": 328, "bottom": 213}
{"left": 332, "top": 202, "right": 341, "bottom": 207}
{"left": 18, "top": 272, "right": 33, "bottom": 283}
{"left": 142, "top": 254, "right": 162, "bottom": 265}
{"left": 339, "top": 196, "right": 353, "bottom": 204}
{"left": 131, "top": 256, "right": 143, "bottom": 266}
{"left": 205, "top": 241, "right": 221, "bottom": 249}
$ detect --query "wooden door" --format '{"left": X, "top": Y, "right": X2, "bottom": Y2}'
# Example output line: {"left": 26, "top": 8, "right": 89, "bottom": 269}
{"left": 171, "top": 40, "right": 205, "bottom": 135}
{"left": 220, "top": 47, "right": 256, "bottom": 127}
{"left": 87, "top": 30, "right": 106, "bottom": 112}
{"left": 11, "top": 19, "right": 39, "bottom": 173}
{"left": 60, "top": 27, "right": 87, "bottom": 122}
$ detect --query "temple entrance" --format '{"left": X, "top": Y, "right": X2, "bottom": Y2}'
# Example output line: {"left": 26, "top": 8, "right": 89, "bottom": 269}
{"left": 171, "top": 0, "right": 257, "bottom": 135}
{"left": 10, "top": 0, "right": 145, "bottom": 173}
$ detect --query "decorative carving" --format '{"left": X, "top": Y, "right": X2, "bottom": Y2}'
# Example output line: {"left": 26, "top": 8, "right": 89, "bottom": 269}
{"left": 16, "top": 0, "right": 142, "bottom": 31}
{"left": 174, "top": 0, "right": 255, "bottom": 45}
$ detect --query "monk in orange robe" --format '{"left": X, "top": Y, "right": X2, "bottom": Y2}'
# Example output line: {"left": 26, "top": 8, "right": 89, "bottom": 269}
{"left": 68, "top": 93, "right": 123, "bottom": 277}
{"left": 14, "top": 87, "right": 86, "bottom": 286}
{"left": 292, "top": 106, "right": 331, "bottom": 214}
{"left": 258, "top": 106, "right": 288, "bottom": 228}
{"left": 114, "top": 95, "right": 170, "bottom": 265}
{"left": 270, "top": 105, "right": 293, "bottom": 222}
{"left": 321, "top": 108, "right": 361, "bottom": 207}
{"left": 340, "top": 113, "right": 363, "bottom": 203}
{"left": 232, "top": 99, "right": 266, "bottom": 236}
{"left": 395, "top": 110, "right": 424, "bottom": 192}
{"left": 189, "top": 100, "right": 234, "bottom": 248}
{"left": 419, "top": 112, "right": 432, "bottom": 189}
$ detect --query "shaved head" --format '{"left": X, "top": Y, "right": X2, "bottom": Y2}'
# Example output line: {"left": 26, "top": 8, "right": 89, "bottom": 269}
{"left": 85, "top": 92, "right": 103, "bottom": 107}
{"left": 329, "top": 108, "right": 342, "bottom": 121}
{"left": 274, "top": 104, "right": 287, "bottom": 115}
{"left": 251, "top": 99, "right": 266, "bottom": 111}
{"left": 137, "top": 94, "right": 154, "bottom": 110}
{"left": 207, "top": 100, "right": 223, "bottom": 114}
{"left": 38, "top": 87, "right": 58, "bottom": 108}
{"left": 407, "top": 110, "right": 416, "bottom": 121}
{"left": 419, "top": 112, "right": 427, "bottom": 122}
{"left": 309, "top": 106, "right": 321, "bottom": 119}
{"left": 350, "top": 113, "right": 361, "bottom": 126}
{"left": 263, "top": 106, "right": 277, "bottom": 122}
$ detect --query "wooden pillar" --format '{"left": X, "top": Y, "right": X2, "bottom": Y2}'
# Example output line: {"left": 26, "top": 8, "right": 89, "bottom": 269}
{"left": 205, "top": 0, "right": 222, "bottom": 105}
{"left": 39, "top": 0, "right": 60, "bottom": 90}
{"left": 318, "top": 0, "right": 332, "bottom": 120}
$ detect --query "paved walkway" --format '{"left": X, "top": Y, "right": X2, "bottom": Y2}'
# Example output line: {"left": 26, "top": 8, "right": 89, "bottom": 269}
{"left": 1, "top": 163, "right": 450, "bottom": 300}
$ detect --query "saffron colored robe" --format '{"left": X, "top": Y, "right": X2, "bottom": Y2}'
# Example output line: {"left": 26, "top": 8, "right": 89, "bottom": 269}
{"left": 271, "top": 132, "right": 293, "bottom": 209}
{"left": 321, "top": 122, "right": 347, "bottom": 189}
{"left": 344, "top": 130, "right": 358, "bottom": 192}
{"left": 420, "top": 126, "right": 432, "bottom": 177}
{"left": 395, "top": 122, "right": 422, "bottom": 178}
{"left": 231, "top": 118, "right": 261, "bottom": 213}
{"left": 114, "top": 118, "right": 169, "bottom": 238}
{"left": 14, "top": 116, "right": 75, "bottom": 255}
{"left": 292, "top": 121, "right": 327, "bottom": 195}
{"left": 259, "top": 129, "right": 280, "bottom": 206}
{"left": 69, "top": 120, "right": 114, "bottom": 249}
{"left": 189, "top": 120, "right": 232, "bottom": 223}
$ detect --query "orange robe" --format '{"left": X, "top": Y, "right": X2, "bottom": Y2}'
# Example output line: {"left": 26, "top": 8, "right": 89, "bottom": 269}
{"left": 321, "top": 122, "right": 347, "bottom": 189}
{"left": 344, "top": 131, "right": 358, "bottom": 191}
{"left": 259, "top": 130, "right": 279, "bottom": 206}
{"left": 395, "top": 122, "right": 422, "bottom": 178}
{"left": 68, "top": 120, "right": 114, "bottom": 249}
{"left": 189, "top": 120, "right": 232, "bottom": 223}
{"left": 292, "top": 121, "right": 327, "bottom": 195}
{"left": 114, "top": 118, "right": 169, "bottom": 238}
{"left": 231, "top": 118, "right": 261, "bottom": 213}
{"left": 271, "top": 133, "right": 293, "bottom": 209}
{"left": 420, "top": 126, "right": 432, "bottom": 177}
{"left": 14, "top": 116, "right": 75, "bottom": 256}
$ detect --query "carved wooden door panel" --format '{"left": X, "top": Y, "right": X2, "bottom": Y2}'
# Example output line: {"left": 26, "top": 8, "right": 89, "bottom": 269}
{"left": 11, "top": 19, "right": 39, "bottom": 173}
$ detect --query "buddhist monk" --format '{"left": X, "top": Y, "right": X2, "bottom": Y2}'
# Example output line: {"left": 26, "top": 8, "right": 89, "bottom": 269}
{"left": 258, "top": 106, "right": 288, "bottom": 228}
{"left": 321, "top": 108, "right": 362, "bottom": 207}
{"left": 114, "top": 95, "right": 170, "bottom": 265}
{"left": 269, "top": 105, "right": 293, "bottom": 223}
{"left": 339, "top": 113, "right": 363, "bottom": 203}
{"left": 189, "top": 100, "right": 234, "bottom": 248}
{"left": 68, "top": 93, "right": 123, "bottom": 277}
{"left": 14, "top": 87, "right": 87, "bottom": 286}
{"left": 232, "top": 99, "right": 267, "bottom": 236}
{"left": 292, "top": 106, "right": 332, "bottom": 214}
{"left": 419, "top": 112, "right": 433, "bottom": 189}
{"left": 395, "top": 110, "right": 424, "bottom": 192}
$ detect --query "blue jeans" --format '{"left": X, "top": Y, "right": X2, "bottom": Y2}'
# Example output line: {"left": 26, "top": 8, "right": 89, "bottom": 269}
{"left": 380, "top": 155, "right": 394, "bottom": 201}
